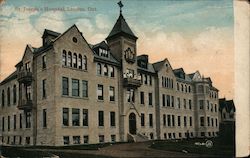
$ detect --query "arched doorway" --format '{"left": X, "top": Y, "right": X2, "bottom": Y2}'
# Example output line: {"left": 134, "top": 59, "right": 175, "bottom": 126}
{"left": 129, "top": 113, "right": 136, "bottom": 134}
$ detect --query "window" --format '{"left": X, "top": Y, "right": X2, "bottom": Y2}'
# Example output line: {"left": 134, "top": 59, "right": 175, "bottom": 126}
{"left": 110, "top": 112, "right": 115, "bottom": 127}
{"left": 68, "top": 52, "right": 72, "bottom": 67}
{"left": 25, "top": 137, "right": 30, "bottom": 145}
{"left": 110, "top": 66, "right": 115, "bottom": 77}
{"left": 172, "top": 115, "right": 175, "bottom": 126}
{"left": 127, "top": 89, "right": 134, "bottom": 103}
{"left": 184, "top": 116, "right": 187, "bottom": 127}
{"left": 177, "top": 98, "right": 180, "bottom": 109}
{"left": 42, "top": 55, "right": 46, "bottom": 69}
{"left": 178, "top": 116, "right": 181, "bottom": 126}
{"left": 111, "top": 135, "right": 116, "bottom": 142}
{"left": 149, "top": 76, "right": 152, "bottom": 85}
{"left": 73, "top": 37, "right": 78, "bottom": 43}
{"left": 103, "top": 64, "right": 108, "bottom": 76}
{"left": 99, "top": 135, "right": 104, "bottom": 143}
{"left": 98, "top": 111, "right": 104, "bottom": 126}
{"left": 20, "top": 114, "right": 22, "bottom": 129}
{"left": 78, "top": 54, "right": 82, "bottom": 69}
{"left": 185, "top": 85, "right": 187, "bottom": 93}
{"left": 8, "top": 116, "right": 10, "bottom": 131}
{"left": 215, "top": 104, "right": 217, "bottom": 112}
{"left": 140, "top": 92, "right": 144, "bottom": 104}
{"left": 63, "top": 108, "right": 69, "bottom": 126}
{"left": 13, "top": 85, "right": 17, "bottom": 104}
{"left": 109, "top": 86, "right": 115, "bottom": 101}
{"left": 62, "top": 77, "right": 69, "bottom": 95}
{"left": 201, "top": 132, "right": 205, "bottom": 137}
{"left": 14, "top": 115, "right": 16, "bottom": 130}
{"left": 171, "top": 96, "right": 174, "bottom": 107}
{"left": 82, "top": 109, "right": 88, "bottom": 126}
{"left": 148, "top": 93, "right": 153, "bottom": 106}
{"left": 25, "top": 112, "right": 31, "bottom": 128}
{"left": 144, "top": 74, "right": 147, "bottom": 84}
{"left": 189, "top": 100, "right": 192, "bottom": 109}
{"left": 73, "top": 136, "right": 80, "bottom": 144}
{"left": 207, "top": 117, "right": 210, "bottom": 126}
{"left": 42, "top": 79, "right": 46, "bottom": 98}
{"left": 149, "top": 114, "right": 153, "bottom": 127}
{"left": 181, "top": 84, "right": 184, "bottom": 92}
{"left": 82, "top": 80, "right": 88, "bottom": 97}
{"left": 26, "top": 85, "right": 32, "bottom": 100}
{"left": 177, "top": 83, "right": 179, "bottom": 91}
{"left": 211, "top": 118, "right": 214, "bottom": 127}
{"left": 200, "top": 117, "right": 204, "bottom": 126}
{"left": 141, "top": 113, "right": 145, "bottom": 126}
{"left": 62, "top": 50, "right": 67, "bottom": 66}
{"left": 72, "top": 108, "right": 80, "bottom": 126}
{"left": 63, "top": 136, "right": 69, "bottom": 145}
{"left": 190, "top": 117, "right": 192, "bottom": 126}
{"left": 162, "top": 94, "right": 165, "bottom": 107}
{"left": 7, "top": 87, "right": 10, "bottom": 106}
{"left": 183, "top": 99, "right": 186, "bottom": 109}
{"left": 43, "top": 109, "right": 47, "bottom": 128}
{"left": 72, "top": 79, "right": 79, "bottom": 97}
{"left": 199, "top": 100, "right": 204, "bottom": 109}
{"left": 188, "top": 86, "right": 191, "bottom": 93}
{"left": 207, "top": 101, "right": 210, "bottom": 110}
{"left": 198, "top": 85, "right": 204, "bottom": 93}
{"left": 73, "top": 53, "right": 77, "bottom": 68}
{"left": 83, "top": 55, "right": 87, "bottom": 70}
{"left": 167, "top": 115, "right": 171, "bottom": 127}
{"left": 216, "top": 118, "right": 218, "bottom": 127}
{"left": 163, "top": 114, "right": 166, "bottom": 126}
{"left": 1, "top": 90, "right": 4, "bottom": 107}
{"left": 83, "top": 135, "right": 89, "bottom": 144}
{"left": 97, "top": 63, "right": 102, "bottom": 75}
{"left": 25, "top": 62, "right": 31, "bottom": 72}
{"left": 97, "top": 84, "right": 104, "bottom": 100}
{"left": 2, "top": 117, "right": 4, "bottom": 131}
{"left": 166, "top": 95, "right": 170, "bottom": 107}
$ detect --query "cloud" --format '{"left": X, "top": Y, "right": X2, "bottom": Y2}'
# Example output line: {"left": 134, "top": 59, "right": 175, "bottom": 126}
{"left": 95, "top": 14, "right": 111, "bottom": 30}
{"left": 76, "top": 18, "right": 93, "bottom": 33}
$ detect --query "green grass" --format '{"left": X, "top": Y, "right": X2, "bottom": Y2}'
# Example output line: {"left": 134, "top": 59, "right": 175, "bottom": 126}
{"left": 150, "top": 138, "right": 235, "bottom": 157}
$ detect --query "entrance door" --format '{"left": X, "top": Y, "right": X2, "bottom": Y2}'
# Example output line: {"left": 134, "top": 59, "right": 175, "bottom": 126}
{"left": 129, "top": 113, "right": 136, "bottom": 134}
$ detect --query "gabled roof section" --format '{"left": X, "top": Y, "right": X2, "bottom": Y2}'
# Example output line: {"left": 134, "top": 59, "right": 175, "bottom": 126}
{"left": 106, "top": 13, "right": 137, "bottom": 40}
{"left": 92, "top": 41, "right": 109, "bottom": 50}
{"left": 219, "top": 98, "right": 235, "bottom": 112}
{"left": 42, "top": 29, "right": 61, "bottom": 38}
{"left": 152, "top": 59, "right": 165, "bottom": 72}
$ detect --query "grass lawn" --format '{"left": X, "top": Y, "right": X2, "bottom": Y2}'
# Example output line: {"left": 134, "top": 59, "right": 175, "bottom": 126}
{"left": 150, "top": 138, "right": 235, "bottom": 157}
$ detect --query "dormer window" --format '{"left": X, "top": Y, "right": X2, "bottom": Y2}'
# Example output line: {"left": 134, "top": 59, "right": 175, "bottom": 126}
{"left": 99, "top": 48, "right": 108, "bottom": 58}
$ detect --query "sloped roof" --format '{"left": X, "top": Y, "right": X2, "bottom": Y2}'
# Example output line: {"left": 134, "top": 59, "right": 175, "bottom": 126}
{"left": 106, "top": 13, "right": 137, "bottom": 40}
{"left": 219, "top": 98, "right": 236, "bottom": 112}
{"left": 92, "top": 41, "right": 110, "bottom": 50}
{"left": 188, "top": 72, "right": 195, "bottom": 79}
{"left": 137, "top": 63, "right": 156, "bottom": 74}
{"left": 152, "top": 60, "right": 165, "bottom": 72}
{"left": 42, "top": 29, "right": 61, "bottom": 38}
{"left": 0, "top": 71, "right": 17, "bottom": 85}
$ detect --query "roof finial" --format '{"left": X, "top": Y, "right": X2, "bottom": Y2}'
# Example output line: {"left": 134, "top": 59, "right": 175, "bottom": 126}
{"left": 118, "top": 1, "right": 124, "bottom": 14}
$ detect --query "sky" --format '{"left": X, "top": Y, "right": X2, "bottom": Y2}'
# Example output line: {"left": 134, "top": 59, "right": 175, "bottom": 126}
{"left": 0, "top": 0, "right": 234, "bottom": 99}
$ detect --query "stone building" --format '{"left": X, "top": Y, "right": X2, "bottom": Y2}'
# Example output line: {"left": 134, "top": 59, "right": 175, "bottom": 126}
{"left": 0, "top": 5, "right": 219, "bottom": 146}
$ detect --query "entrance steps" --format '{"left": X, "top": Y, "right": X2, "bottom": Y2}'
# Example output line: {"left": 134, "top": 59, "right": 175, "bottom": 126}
{"left": 127, "top": 133, "right": 149, "bottom": 142}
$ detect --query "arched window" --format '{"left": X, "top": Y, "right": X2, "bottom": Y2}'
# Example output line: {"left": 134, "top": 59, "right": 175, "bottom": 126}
{"left": 185, "top": 85, "right": 187, "bottom": 93}
{"left": 181, "top": 84, "right": 184, "bottom": 92}
{"left": 110, "top": 66, "right": 114, "bottom": 77}
{"left": 166, "top": 78, "right": 169, "bottom": 88}
{"left": 68, "top": 52, "right": 72, "bottom": 67}
{"left": 97, "top": 63, "right": 102, "bottom": 75}
{"left": 188, "top": 86, "right": 191, "bottom": 93}
{"left": 62, "top": 50, "right": 67, "bottom": 66}
{"left": 103, "top": 64, "right": 108, "bottom": 76}
{"left": 13, "top": 85, "right": 17, "bottom": 104}
{"left": 73, "top": 53, "right": 77, "bottom": 68}
{"left": 177, "top": 83, "right": 179, "bottom": 91}
{"left": 83, "top": 55, "right": 87, "bottom": 70}
{"left": 1, "top": 90, "right": 5, "bottom": 107}
{"left": 7, "top": 87, "right": 10, "bottom": 106}
{"left": 78, "top": 54, "right": 82, "bottom": 69}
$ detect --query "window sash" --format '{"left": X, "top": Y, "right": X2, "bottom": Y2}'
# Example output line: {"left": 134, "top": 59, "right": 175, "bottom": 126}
{"left": 72, "top": 79, "right": 79, "bottom": 96}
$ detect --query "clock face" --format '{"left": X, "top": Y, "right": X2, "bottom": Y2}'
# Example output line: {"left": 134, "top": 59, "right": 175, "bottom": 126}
{"left": 124, "top": 47, "right": 135, "bottom": 63}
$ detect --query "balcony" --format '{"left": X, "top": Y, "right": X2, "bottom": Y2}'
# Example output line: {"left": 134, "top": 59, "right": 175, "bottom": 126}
{"left": 123, "top": 73, "right": 142, "bottom": 88}
{"left": 17, "top": 71, "right": 33, "bottom": 85}
{"left": 18, "top": 99, "right": 33, "bottom": 111}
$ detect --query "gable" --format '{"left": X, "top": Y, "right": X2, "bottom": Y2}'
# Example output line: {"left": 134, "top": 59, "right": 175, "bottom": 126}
{"left": 157, "top": 59, "right": 175, "bottom": 77}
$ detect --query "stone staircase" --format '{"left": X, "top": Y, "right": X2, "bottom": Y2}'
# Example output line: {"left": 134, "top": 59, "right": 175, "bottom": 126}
{"left": 127, "top": 133, "right": 149, "bottom": 142}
